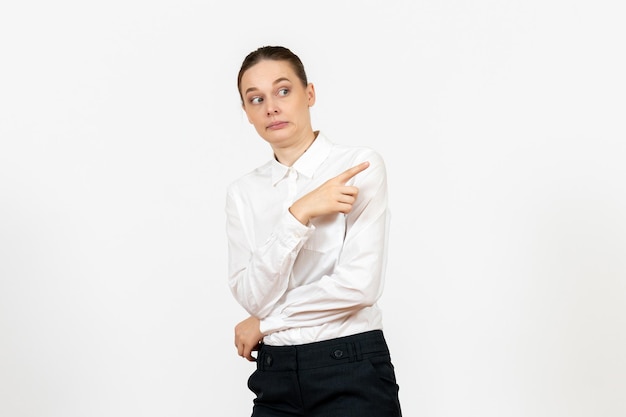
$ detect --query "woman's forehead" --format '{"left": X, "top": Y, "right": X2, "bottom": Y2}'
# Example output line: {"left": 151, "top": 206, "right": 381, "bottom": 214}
{"left": 241, "top": 60, "right": 297, "bottom": 89}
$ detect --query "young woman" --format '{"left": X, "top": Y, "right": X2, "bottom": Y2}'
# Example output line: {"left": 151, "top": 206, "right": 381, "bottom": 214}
{"left": 226, "top": 45, "right": 402, "bottom": 417}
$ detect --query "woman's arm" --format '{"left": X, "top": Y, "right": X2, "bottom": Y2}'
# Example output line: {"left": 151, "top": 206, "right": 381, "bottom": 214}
{"left": 226, "top": 187, "right": 312, "bottom": 318}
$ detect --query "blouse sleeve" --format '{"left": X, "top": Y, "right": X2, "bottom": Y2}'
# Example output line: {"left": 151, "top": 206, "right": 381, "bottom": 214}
{"left": 226, "top": 184, "right": 314, "bottom": 318}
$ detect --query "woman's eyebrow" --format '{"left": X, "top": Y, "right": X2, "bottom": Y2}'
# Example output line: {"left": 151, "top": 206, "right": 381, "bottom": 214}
{"left": 245, "top": 77, "right": 292, "bottom": 95}
{"left": 273, "top": 77, "right": 291, "bottom": 85}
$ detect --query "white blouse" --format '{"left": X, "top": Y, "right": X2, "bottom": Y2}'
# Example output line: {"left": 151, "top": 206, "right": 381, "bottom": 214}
{"left": 225, "top": 132, "right": 390, "bottom": 346}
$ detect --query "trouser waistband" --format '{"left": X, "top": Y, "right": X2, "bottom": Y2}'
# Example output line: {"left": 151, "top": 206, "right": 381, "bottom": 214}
{"left": 257, "top": 330, "right": 389, "bottom": 371}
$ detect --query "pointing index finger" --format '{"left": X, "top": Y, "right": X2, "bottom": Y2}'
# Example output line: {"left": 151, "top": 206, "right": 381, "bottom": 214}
{"left": 336, "top": 161, "right": 370, "bottom": 184}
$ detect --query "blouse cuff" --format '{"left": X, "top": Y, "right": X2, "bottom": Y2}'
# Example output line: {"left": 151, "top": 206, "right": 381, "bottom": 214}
{"left": 280, "top": 210, "right": 314, "bottom": 244}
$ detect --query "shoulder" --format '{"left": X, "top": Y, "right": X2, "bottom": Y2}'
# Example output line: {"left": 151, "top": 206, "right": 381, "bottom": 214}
{"left": 329, "top": 141, "right": 386, "bottom": 172}
{"left": 226, "top": 160, "right": 273, "bottom": 196}
{"left": 320, "top": 132, "right": 386, "bottom": 166}
{"left": 318, "top": 134, "right": 387, "bottom": 188}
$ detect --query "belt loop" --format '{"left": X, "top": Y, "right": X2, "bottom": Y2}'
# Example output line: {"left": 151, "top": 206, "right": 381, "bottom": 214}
{"left": 355, "top": 341, "right": 363, "bottom": 361}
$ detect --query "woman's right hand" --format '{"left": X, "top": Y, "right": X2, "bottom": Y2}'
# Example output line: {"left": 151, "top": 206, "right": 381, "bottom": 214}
{"left": 289, "top": 161, "right": 369, "bottom": 225}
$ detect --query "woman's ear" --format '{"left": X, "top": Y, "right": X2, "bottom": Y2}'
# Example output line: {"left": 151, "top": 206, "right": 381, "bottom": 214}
{"left": 307, "top": 83, "right": 316, "bottom": 107}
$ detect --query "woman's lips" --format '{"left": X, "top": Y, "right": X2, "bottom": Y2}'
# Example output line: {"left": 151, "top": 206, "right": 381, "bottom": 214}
{"left": 267, "top": 121, "right": 288, "bottom": 130}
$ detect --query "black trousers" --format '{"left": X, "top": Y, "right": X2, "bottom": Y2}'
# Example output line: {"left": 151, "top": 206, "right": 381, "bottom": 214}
{"left": 248, "top": 330, "right": 402, "bottom": 417}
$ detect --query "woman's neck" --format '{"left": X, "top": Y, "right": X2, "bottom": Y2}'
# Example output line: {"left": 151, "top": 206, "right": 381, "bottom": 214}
{"left": 273, "top": 130, "right": 319, "bottom": 167}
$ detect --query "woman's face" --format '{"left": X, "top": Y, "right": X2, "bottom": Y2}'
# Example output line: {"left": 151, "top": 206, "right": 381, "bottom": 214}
{"left": 239, "top": 59, "right": 315, "bottom": 148}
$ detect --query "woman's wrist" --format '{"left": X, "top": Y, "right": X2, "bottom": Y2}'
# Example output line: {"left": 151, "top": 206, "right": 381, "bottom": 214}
{"left": 289, "top": 203, "right": 310, "bottom": 225}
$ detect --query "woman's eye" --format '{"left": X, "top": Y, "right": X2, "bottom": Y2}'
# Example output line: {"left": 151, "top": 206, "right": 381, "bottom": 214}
{"left": 278, "top": 88, "right": 289, "bottom": 96}
{"left": 250, "top": 96, "right": 263, "bottom": 104}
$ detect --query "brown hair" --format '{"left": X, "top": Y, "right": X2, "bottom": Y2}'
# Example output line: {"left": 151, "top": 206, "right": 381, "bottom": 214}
{"left": 237, "top": 46, "right": 308, "bottom": 103}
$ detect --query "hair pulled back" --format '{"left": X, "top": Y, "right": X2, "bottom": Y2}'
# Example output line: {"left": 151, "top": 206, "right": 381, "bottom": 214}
{"left": 237, "top": 46, "right": 308, "bottom": 103}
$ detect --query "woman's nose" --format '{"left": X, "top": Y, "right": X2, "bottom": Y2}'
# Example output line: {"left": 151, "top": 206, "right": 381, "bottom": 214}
{"left": 265, "top": 99, "right": 279, "bottom": 116}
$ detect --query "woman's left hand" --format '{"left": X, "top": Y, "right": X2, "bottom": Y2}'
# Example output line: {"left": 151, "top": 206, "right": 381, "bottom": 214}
{"left": 234, "top": 316, "right": 264, "bottom": 361}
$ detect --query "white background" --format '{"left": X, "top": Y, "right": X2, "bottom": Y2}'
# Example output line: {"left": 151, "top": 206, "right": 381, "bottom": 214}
{"left": 1, "top": 1, "right": 625, "bottom": 416}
